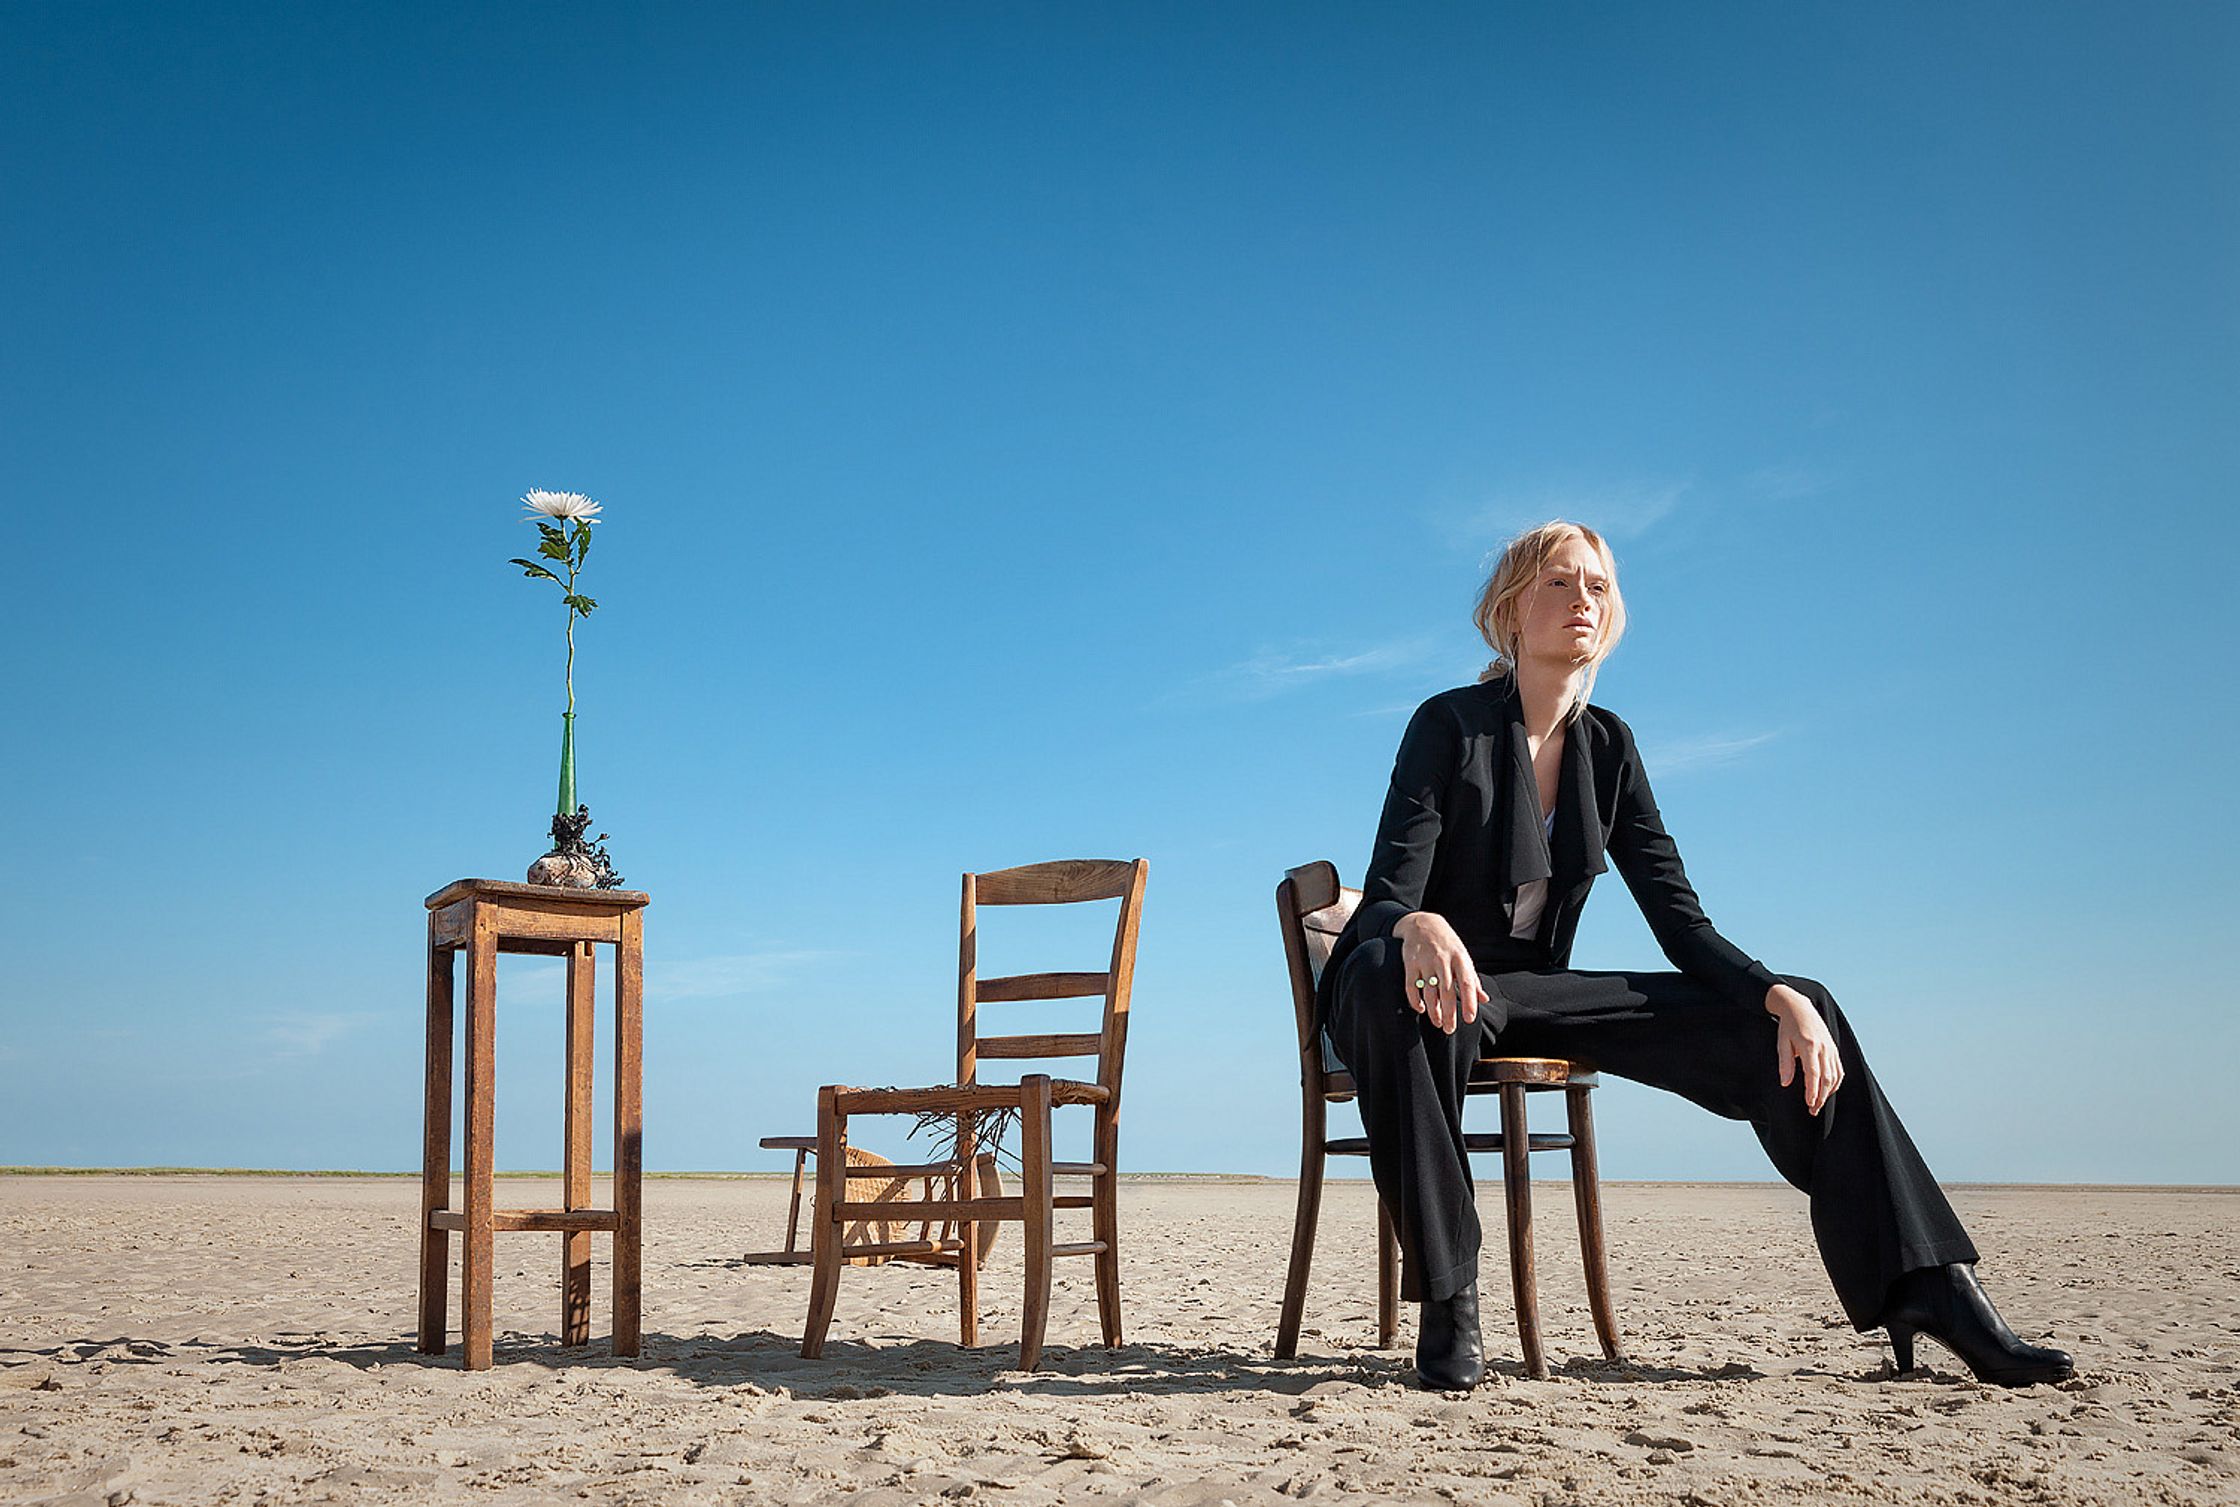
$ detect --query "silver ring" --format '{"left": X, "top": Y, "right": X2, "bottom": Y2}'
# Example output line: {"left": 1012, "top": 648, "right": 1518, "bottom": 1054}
{"left": 1425, "top": 975, "right": 1440, "bottom": 989}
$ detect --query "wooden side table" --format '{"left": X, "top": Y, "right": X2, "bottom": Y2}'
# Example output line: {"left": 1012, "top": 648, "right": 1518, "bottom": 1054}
{"left": 416, "top": 878, "right": 649, "bottom": 1370}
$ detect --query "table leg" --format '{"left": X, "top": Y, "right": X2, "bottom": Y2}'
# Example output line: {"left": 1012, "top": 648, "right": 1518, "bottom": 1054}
{"left": 562, "top": 940, "right": 596, "bottom": 1346}
{"left": 613, "top": 911, "right": 643, "bottom": 1358}
{"left": 464, "top": 906, "right": 498, "bottom": 1371}
{"left": 417, "top": 922, "right": 454, "bottom": 1355}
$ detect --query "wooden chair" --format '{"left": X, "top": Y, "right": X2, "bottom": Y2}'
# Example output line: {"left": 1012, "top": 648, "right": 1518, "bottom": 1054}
{"left": 1273, "top": 860, "right": 1623, "bottom": 1378}
{"left": 741, "top": 1138, "right": 1004, "bottom": 1269}
{"left": 800, "top": 858, "right": 1148, "bottom": 1371}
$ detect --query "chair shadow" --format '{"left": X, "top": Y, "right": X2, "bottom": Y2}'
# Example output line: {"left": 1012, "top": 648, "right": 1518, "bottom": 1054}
{"left": 2, "top": 1334, "right": 419, "bottom": 1372}
{"left": 4, "top": 1330, "right": 1806, "bottom": 1395}
{"left": 3, "top": 1331, "right": 1420, "bottom": 1396}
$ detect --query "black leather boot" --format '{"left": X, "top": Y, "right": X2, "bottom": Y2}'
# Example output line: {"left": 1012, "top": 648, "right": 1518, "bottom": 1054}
{"left": 1883, "top": 1263, "right": 2073, "bottom": 1386}
{"left": 1415, "top": 1282, "right": 1484, "bottom": 1390}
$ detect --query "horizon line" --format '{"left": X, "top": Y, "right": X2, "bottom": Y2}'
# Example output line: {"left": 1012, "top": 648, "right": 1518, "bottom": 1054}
{"left": 4, "top": 1166, "right": 2233, "bottom": 1193}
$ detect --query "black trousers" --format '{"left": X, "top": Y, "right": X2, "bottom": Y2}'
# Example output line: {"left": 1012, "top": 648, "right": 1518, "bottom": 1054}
{"left": 1325, "top": 936, "right": 1980, "bottom": 1329}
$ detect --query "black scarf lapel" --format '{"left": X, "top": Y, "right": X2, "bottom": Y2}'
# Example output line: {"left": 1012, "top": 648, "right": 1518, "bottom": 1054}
{"left": 1499, "top": 705, "right": 1555, "bottom": 898}
{"left": 1548, "top": 710, "right": 1609, "bottom": 897}
{"left": 1493, "top": 677, "right": 1609, "bottom": 932}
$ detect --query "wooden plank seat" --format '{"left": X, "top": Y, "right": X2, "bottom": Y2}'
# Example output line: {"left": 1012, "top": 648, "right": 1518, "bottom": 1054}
{"left": 1319, "top": 1061, "right": 1604, "bottom": 1103}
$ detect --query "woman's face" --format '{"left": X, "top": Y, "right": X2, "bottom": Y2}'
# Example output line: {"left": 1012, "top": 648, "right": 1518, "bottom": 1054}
{"left": 1513, "top": 536, "right": 1613, "bottom": 667}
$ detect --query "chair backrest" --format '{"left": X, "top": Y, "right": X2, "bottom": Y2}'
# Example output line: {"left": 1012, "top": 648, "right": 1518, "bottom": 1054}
{"left": 1275, "top": 859, "right": 1362, "bottom": 1061}
{"left": 956, "top": 859, "right": 1149, "bottom": 1109}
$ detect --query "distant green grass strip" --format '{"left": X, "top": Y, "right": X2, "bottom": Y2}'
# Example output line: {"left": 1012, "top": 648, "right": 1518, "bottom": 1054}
{"left": 0, "top": 1168, "right": 2229, "bottom": 1190}
{"left": 0, "top": 1166, "right": 423, "bottom": 1177}
{"left": 0, "top": 1166, "right": 1283, "bottom": 1182}
{"left": 0, "top": 1166, "right": 786, "bottom": 1179}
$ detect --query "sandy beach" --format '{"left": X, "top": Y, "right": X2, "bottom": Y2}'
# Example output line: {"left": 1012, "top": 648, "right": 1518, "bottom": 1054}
{"left": 2, "top": 1175, "right": 2233, "bottom": 1505}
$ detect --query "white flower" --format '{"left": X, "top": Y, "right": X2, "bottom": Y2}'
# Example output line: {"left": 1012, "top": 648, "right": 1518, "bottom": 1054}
{"left": 522, "top": 489, "right": 602, "bottom": 523}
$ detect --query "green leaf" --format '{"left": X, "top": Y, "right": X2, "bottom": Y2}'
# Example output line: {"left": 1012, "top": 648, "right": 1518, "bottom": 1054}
{"left": 536, "top": 521, "right": 567, "bottom": 546}
{"left": 572, "top": 521, "right": 593, "bottom": 567}
{"left": 538, "top": 536, "right": 571, "bottom": 562}
{"left": 509, "top": 557, "right": 563, "bottom": 583}
{"left": 565, "top": 593, "right": 598, "bottom": 616}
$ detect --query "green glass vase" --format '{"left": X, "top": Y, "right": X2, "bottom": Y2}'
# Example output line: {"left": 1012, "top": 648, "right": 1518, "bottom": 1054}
{"left": 556, "top": 712, "right": 577, "bottom": 816}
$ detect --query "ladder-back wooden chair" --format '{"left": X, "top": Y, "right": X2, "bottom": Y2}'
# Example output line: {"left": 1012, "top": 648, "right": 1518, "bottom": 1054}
{"left": 1274, "top": 859, "right": 1623, "bottom": 1378}
{"left": 800, "top": 857, "right": 1148, "bottom": 1371}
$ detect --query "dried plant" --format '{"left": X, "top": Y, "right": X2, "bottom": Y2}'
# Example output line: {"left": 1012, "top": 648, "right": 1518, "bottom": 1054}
{"left": 907, "top": 1105, "right": 1023, "bottom": 1172}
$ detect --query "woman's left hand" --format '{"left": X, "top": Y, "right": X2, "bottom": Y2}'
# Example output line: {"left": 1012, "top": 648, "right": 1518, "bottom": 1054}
{"left": 1765, "top": 983, "right": 1844, "bottom": 1115}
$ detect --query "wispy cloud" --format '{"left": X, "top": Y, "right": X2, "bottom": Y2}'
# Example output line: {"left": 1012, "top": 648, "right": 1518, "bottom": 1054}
{"left": 1638, "top": 730, "right": 1781, "bottom": 776}
{"left": 1446, "top": 479, "right": 1691, "bottom": 554}
{"left": 1744, "top": 465, "right": 1833, "bottom": 502}
{"left": 1198, "top": 637, "right": 1434, "bottom": 703}
{"left": 260, "top": 1010, "right": 378, "bottom": 1058}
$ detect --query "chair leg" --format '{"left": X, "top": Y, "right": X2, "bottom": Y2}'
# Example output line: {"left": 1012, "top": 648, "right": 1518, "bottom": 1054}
{"left": 1091, "top": 1110, "right": 1123, "bottom": 1348}
{"left": 1498, "top": 1082, "right": 1547, "bottom": 1378}
{"left": 1276, "top": 1095, "right": 1328, "bottom": 1360}
{"left": 780, "top": 1147, "right": 809, "bottom": 1257}
{"left": 1568, "top": 1084, "right": 1623, "bottom": 1361}
{"left": 1017, "top": 1076, "right": 1055, "bottom": 1372}
{"left": 800, "top": 1089, "right": 847, "bottom": 1359}
{"left": 956, "top": 1115, "right": 980, "bottom": 1348}
{"left": 972, "top": 1151, "right": 1003, "bottom": 1265}
{"left": 928, "top": 1170, "right": 951, "bottom": 1260}
{"left": 1376, "top": 1196, "right": 1400, "bottom": 1351}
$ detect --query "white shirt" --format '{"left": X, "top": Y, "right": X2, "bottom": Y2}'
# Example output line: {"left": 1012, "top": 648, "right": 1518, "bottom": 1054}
{"left": 1508, "top": 808, "right": 1559, "bottom": 941}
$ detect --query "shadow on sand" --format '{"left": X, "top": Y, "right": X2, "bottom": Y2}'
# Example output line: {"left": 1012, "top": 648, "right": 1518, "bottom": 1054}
{"left": 2, "top": 1329, "right": 1820, "bottom": 1396}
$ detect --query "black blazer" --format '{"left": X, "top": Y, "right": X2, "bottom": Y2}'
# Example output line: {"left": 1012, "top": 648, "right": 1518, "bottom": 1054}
{"left": 1316, "top": 672, "right": 1779, "bottom": 1026}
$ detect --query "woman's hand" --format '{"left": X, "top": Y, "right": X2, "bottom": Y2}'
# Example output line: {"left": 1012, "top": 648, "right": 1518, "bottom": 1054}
{"left": 1766, "top": 983, "right": 1844, "bottom": 1114}
{"left": 1392, "top": 911, "right": 1488, "bottom": 1034}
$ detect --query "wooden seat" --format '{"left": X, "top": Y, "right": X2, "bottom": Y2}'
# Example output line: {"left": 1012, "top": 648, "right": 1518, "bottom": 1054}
{"left": 800, "top": 858, "right": 1148, "bottom": 1371}
{"left": 1273, "top": 860, "right": 1623, "bottom": 1378}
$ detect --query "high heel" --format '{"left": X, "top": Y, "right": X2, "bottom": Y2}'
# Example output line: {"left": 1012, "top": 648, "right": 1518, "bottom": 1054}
{"left": 1415, "top": 1282, "right": 1484, "bottom": 1391}
{"left": 1881, "top": 1264, "right": 2071, "bottom": 1386}
{"left": 1888, "top": 1322, "right": 1916, "bottom": 1375}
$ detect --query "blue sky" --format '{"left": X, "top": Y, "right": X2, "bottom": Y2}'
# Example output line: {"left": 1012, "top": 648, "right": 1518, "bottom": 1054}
{"left": 5, "top": 2, "right": 2235, "bottom": 1183}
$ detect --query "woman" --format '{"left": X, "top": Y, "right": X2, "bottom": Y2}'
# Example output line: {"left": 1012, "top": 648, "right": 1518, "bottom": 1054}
{"left": 1318, "top": 521, "right": 2071, "bottom": 1390}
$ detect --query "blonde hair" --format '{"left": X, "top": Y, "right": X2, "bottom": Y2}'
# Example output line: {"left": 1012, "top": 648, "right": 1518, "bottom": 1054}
{"left": 1473, "top": 521, "right": 1628, "bottom": 721}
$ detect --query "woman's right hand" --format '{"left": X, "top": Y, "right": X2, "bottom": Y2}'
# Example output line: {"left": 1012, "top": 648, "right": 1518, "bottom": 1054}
{"left": 1391, "top": 910, "right": 1487, "bottom": 1034}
